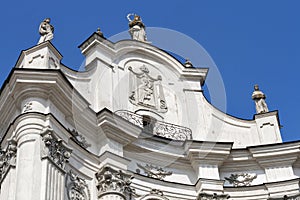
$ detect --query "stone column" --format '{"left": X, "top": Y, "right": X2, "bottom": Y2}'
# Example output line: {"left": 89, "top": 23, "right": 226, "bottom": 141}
{"left": 95, "top": 166, "right": 133, "bottom": 200}
{"left": 14, "top": 115, "right": 45, "bottom": 200}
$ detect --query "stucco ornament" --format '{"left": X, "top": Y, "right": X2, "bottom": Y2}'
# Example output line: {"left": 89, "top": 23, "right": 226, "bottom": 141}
{"left": 225, "top": 173, "right": 257, "bottom": 187}
{"left": 140, "top": 189, "right": 169, "bottom": 200}
{"left": 197, "top": 193, "right": 230, "bottom": 200}
{"left": 137, "top": 163, "right": 172, "bottom": 180}
{"left": 41, "top": 127, "right": 72, "bottom": 169}
{"left": 38, "top": 18, "right": 54, "bottom": 44}
{"left": 127, "top": 13, "right": 147, "bottom": 42}
{"left": 252, "top": 84, "right": 269, "bottom": 114}
{"left": 129, "top": 65, "right": 167, "bottom": 112}
{"left": 66, "top": 170, "right": 90, "bottom": 200}
{"left": 68, "top": 128, "right": 91, "bottom": 149}
{"left": 0, "top": 138, "right": 17, "bottom": 181}
{"left": 95, "top": 166, "right": 134, "bottom": 196}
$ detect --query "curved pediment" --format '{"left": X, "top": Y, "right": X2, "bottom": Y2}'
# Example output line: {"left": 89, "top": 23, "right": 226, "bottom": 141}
{"left": 79, "top": 33, "right": 208, "bottom": 85}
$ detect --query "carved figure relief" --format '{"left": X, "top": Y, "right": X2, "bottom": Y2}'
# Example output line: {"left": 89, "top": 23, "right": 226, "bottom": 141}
{"left": 41, "top": 127, "right": 72, "bottom": 170}
{"left": 0, "top": 138, "right": 17, "bottom": 181}
{"left": 136, "top": 163, "right": 172, "bottom": 180}
{"left": 129, "top": 65, "right": 167, "bottom": 113}
{"left": 225, "top": 173, "right": 257, "bottom": 187}
{"left": 66, "top": 170, "right": 90, "bottom": 200}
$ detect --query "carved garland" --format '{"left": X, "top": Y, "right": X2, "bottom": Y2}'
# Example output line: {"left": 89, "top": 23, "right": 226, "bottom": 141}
{"left": 0, "top": 138, "right": 17, "bottom": 182}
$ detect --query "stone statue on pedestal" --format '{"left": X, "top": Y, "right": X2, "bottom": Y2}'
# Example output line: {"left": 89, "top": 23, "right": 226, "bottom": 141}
{"left": 127, "top": 13, "right": 147, "bottom": 42}
{"left": 38, "top": 18, "right": 54, "bottom": 44}
{"left": 252, "top": 84, "right": 269, "bottom": 114}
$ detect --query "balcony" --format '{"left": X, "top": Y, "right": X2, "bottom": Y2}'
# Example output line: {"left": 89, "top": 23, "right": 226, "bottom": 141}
{"left": 114, "top": 110, "right": 192, "bottom": 141}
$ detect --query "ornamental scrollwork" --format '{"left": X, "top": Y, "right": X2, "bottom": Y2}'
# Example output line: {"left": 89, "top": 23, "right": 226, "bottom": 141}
{"left": 115, "top": 110, "right": 192, "bottom": 141}
{"left": 137, "top": 163, "right": 172, "bottom": 180}
{"left": 225, "top": 173, "right": 257, "bottom": 187}
{"left": 153, "top": 121, "right": 192, "bottom": 141}
{"left": 41, "top": 127, "right": 72, "bottom": 170}
{"left": 115, "top": 110, "right": 143, "bottom": 128}
{"left": 68, "top": 128, "right": 91, "bottom": 149}
{"left": 95, "top": 166, "right": 134, "bottom": 196}
{"left": 66, "top": 170, "right": 90, "bottom": 200}
{"left": 0, "top": 138, "right": 17, "bottom": 181}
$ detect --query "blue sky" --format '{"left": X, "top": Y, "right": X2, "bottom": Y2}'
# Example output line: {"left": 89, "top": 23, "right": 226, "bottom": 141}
{"left": 0, "top": 1, "right": 299, "bottom": 142}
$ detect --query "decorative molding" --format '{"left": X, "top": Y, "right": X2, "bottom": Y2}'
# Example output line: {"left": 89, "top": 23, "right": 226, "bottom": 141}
{"left": 197, "top": 192, "right": 230, "bottom": 200}
{"left": 95, "top": 166, "right": 134, "bottom": 197}
{"left": 269, "top": 193, "right": 300, "bottom": 200}
{"left": 28, "top": 54, "right": 44, "bottom": 63}
{"left": 137, "top": 163, "right": 172, "bottom": 180}
{"left": 41, "top": 127, "right": 72, "bottom": 170}
{"left": 115, "top": 110, "right": 192, "bottom": 141}
{"left": 66, "top": 170, "right": 90, "bottom": 200}
{"left": 68, "top": 128, "right": 91, "bottom": 149}
{"left": 225, "top": 173, "right": 257, "bottom": 187}
{"left": 23, "top": 102, "right": 33, "bottom": 113}
{"left": 128, "top": 65, "right": 167, "bottom": 113}
{"left": 0, "top": 138, "right": 17, "bottom": 181}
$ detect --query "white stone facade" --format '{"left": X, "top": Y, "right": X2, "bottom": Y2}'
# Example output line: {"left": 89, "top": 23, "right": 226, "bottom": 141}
{"left": 0, "top": 31, "right": 299, "bottom": 200}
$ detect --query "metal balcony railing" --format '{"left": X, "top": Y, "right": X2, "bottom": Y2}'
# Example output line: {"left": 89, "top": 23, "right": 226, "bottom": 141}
{"left": 115, "top": 110, "right": 192, "bottom": 141}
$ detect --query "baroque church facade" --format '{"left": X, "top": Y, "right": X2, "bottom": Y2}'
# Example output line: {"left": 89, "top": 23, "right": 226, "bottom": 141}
{"left": 0, "top": 16, "right": 300, "bottom": 200}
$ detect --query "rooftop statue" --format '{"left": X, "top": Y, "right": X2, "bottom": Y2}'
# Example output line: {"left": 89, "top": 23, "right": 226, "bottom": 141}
{"left": 38, "top": 18, "right": 54, "bottom": 44}
{"left": 127, "top": 13, "right": 147, "bottom": 42}
{"left": 252, "top": 84, "right": 269, "bottom": 114}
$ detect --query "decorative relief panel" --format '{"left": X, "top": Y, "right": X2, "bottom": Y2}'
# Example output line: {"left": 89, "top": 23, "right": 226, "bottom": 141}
{"left": 68, "top": 128, "right": 91, "bottom": 149}
{"left": 225, "top": 173, "right": 257, "bottom": 187}
{"left": 128, "top": 65, "right": 167, "bottom": 113}
{"left": 66, "top": 170, "right": 90, "bottom": 200}
{"left": 95, "top": 166, "right": 134, "bottom": 197}
{"left": 0, "top": 138, "right": 17, "bottom": 181}
{"left": 136, "top": 163, "right": 172, "bottom": 180}
{"left": 41, "top": 127, "right": 72, "bottom": 170}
